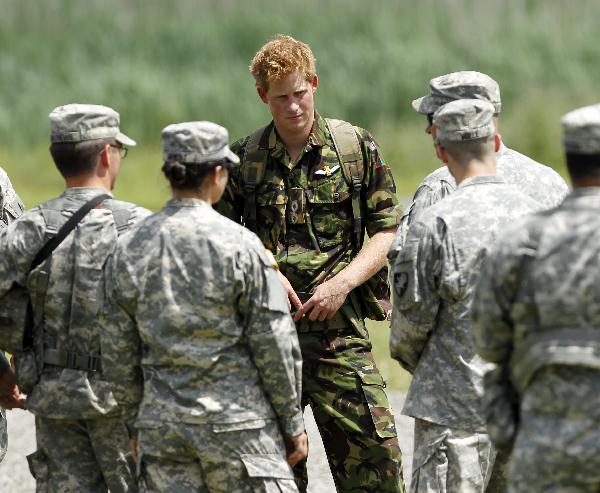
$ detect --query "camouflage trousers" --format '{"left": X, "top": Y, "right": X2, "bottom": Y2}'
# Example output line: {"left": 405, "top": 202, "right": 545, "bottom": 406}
{"left": 0, "top": 408, "right": 6, "bottom": 463}
{"left": 485, "top": 446, "right": 510, "bottom": 493}
{"left": 410, "top": 419, "right": 495, "bottom": 493}
{"left": 508, "top": 413, "right": 600, "bottom": 493}
{"left": 294, "top": 325, "right": 404, "bottom": 493}
{"left": 136, "top": 419, "right": 297, "bottom": 493}
{"left": 28, "top": 414, "right": 136, "bottom": 493}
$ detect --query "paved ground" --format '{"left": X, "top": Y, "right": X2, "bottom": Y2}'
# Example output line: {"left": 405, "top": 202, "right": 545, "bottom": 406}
{"left": 0, "top": 391, "right": 413, "bottom": 492}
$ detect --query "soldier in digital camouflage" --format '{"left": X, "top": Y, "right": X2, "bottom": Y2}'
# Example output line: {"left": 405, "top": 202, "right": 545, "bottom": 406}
{"left": 472, "top": 103, "right": 600, "bottom": 493}
{"left": 0, "top": 104, "right": 150, "bottom": 492}
{"left": 102, "top": 121, "right": 307, "bottom": 492}
{"left": 388, "top": 71, "right": 568, "bottom": 265}
{"left": 0, "top": 168, "right": 25, "bottom": 463}
{"left": 215, "top": 34, "right": 404, "bottom": 492}
{"left": 390, "top": 99, "right": 541, "bottom": 492}
{"left": 388, "top": 70, "right": 569, "bottom": 492}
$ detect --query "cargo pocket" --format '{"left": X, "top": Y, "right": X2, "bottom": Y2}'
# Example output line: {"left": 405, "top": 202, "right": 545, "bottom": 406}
{"left": 27, "top": 449, "right": 49, "bottom": 493}
{"left": 240, "top": 454, "right": 296, "bottom": 493}
{"left": 306, "top": 174, "right": 351, "bottom": 249}
{"left": 256, "top": 185, "right": 287, "bottom": 252}
{"left": 411, "top": 436, "right": 448, "bottom": 493}
{"left": 357, "top": 370, "right": 398, "bottom": 439}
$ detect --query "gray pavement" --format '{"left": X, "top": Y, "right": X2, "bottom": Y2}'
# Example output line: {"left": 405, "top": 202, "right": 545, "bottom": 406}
{"left": 0, "top": 391, "right": 413, "bottom": 492}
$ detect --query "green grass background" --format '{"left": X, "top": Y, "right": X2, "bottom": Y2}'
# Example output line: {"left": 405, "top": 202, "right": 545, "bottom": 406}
{"left": 2, "top": 0, "right": 598, "bottom": 390}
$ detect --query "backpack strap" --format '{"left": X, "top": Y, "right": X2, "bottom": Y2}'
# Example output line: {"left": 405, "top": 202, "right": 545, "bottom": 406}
{"left": 325, "top": 118, "right": 365, "bottom": 249}
{"left": 23, "top": 194, "right": 111, "bottom": 350}
{"left": 241, "top": 125, "right": 270, "bottom": 227}
{"left": 102, "top": 201, "right": 134, "bottom": 236}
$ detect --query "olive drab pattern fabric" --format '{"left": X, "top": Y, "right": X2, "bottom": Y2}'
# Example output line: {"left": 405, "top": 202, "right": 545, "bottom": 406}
{"left": 216, "top": 112, "right": 405, "bottom": 492}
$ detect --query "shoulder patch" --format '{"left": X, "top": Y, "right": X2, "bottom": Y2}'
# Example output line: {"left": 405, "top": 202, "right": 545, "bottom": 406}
{"left": 394, "top": 271, "right": 409, "bottom": 298}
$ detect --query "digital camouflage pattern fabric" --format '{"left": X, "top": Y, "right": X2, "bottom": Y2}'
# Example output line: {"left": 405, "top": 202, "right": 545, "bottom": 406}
{"left": 472, "top": 188, "right": 600, "bottom": 493}
{"left": 561, "top": 103, "right": 600, "bottom": 154}
{"left": 137, "top": 420, "right": 297, "bottom": 493}
{"left": 390, "top": 176, "right": 540, "bottom": 492}
{"left": 216, "top": 112, "right": 404, "bottom": 492}
{"left": 28, "top": 415, "right": 134, "bottom": 493}
{"left": 411, "top": 71, "right": 502, "bottom": 115}
{"left": 0, "top": 166, "right": 23, "bottom": 463}
{"left": 388, "top": 143, "right": 569, "bottom": 261}
{"left": 410, "top": 418, "right": 495, "bottom": 493}
{"left": 102, "top": 198, "right": 303, "bottom": 490}
{"left": 0, "top": 187, "right": 149, "bottom": 492}
{"left": 432, "top": 99, "right": 495, "bottom": 143}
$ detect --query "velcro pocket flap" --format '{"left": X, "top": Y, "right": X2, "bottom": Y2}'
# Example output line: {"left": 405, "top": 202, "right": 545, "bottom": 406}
{"left": 212, "top": 419, "right": 266, "bottom": 433}
{"left": 240, "top": 454, "right": 294, "bottom": 479}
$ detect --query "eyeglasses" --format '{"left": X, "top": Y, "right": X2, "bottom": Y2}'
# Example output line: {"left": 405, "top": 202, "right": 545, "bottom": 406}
{"left": 110, "top": 144, "right": 128, "bottom": 159}
{"left": 426, "top": 113, "right": 434, "bottom": 126}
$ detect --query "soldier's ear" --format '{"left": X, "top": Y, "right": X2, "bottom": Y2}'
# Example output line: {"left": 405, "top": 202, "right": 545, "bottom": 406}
{"left": 257, "top": 86, "right": 268, "bottom": 104}
{"left": 311, "top": 74, "right": 318, "bottom": 93}
{"left": 98, "top": 143, "right": 112, "bottom": 171}
{"left": 494, "top": 134, "right": 501, "bottom": 152}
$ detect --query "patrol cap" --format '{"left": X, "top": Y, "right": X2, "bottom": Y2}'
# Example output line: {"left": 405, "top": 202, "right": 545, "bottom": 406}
{"left": 161, "top": 121, "right": 240, "bottom": 165}
{"left": 49, "top": 104, "right": 136, "bottom": 146}
{"left": 433, "top": 99, "right": 496, "bottom": 142}
{"left": 561, "top": 104, "right": 600, "bottom": 155}
{"left": 412, "top": 71, "right": 501, "bottom": 115}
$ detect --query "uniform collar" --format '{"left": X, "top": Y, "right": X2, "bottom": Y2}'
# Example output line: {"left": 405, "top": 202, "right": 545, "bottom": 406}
{"left": 563, "top": 187, "right": 600, "bottom": 206}
{"left": 265, "top": 111, "right": 329, "bottom": 168}
{"left": 63, "top": 187, "right": 113, "bottom": 198}
{"left": 457, "top": 175, "right": 505, "bottom": 189}
{"left": 166, "top": 197, "right": 211, "bottom": 208}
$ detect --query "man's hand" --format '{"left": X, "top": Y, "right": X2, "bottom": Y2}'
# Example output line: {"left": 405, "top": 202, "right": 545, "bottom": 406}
{"left": 0, "top": 362, "right": 25, "bottom": 409}
{"left": 284, "top": 431, "right": 308, "bottom": 467}
{"left": 276, "top": 270, "right": 303, "bottom": 312}
{"left": 293, "top": 276, "right": 351, "bottom": 322}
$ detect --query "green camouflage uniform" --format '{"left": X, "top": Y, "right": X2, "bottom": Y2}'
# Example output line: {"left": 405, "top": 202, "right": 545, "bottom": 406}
{"left": 0, "top": 187, "right": 150, "bottom": 492}
{"left": 216, "top": 112, "right": 404, "bottom": 492}
{"left": 0, "top": 166, "right": 24, "bottom": 464}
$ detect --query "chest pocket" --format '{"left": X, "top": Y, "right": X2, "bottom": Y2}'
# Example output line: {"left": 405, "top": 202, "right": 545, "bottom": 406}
{"left": 255, "top": 180, "right": 287, "bottom": 252}
{"left": 306, "top": 170, "right": 352, "bottom": 248}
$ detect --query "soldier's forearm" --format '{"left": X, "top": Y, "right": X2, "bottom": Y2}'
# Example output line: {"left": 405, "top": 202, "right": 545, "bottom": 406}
{"left": 335, "top": 227, "right": 396, "bottom": 291}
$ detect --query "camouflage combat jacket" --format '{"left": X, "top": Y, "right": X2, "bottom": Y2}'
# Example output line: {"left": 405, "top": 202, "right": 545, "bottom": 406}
{"left": 472, "top": 189, "right": 600, "bottom": 441}
{"left": 388, "top": 142, "right": 569, "bottom": 262}
{"left": 103, "top": 198, "right": 304, "bottom": 437}
{"left": 216, "top": 113, "right": 400, "bottom": 296}
{"left": 390, "top": 176, "right": 540, "bottom": 431}
{"left": 0, "top": 187, "right": 150, "bottom": 419}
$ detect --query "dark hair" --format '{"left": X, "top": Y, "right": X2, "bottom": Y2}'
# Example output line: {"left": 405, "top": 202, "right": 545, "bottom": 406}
{"left": 162, "top": 160, "right": 232, "bottom": 190}
{"left": 566, "top": 152, "right": 600, "bottom": 181}
{"left": 50, "top": 139, "right": 110, "bottom": 178}
{"left": 439, "top": 136, "right": 495, "bottom": 162}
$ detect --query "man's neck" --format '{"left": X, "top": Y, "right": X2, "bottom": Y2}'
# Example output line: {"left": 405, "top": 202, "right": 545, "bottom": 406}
{"left": 65, "top": 175, "right": 110, "bottom": 190}
{"left": 275, "top": 117, "right": 314, "bottom": 162}
{"left": 448, "top": 157, "right": 496, "bottom": 185}
{"left": 172, "top": 188, "right": 213, "bottom": 204}
{"left": 571, "top": 177, "right": 600, "bottom": 189}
